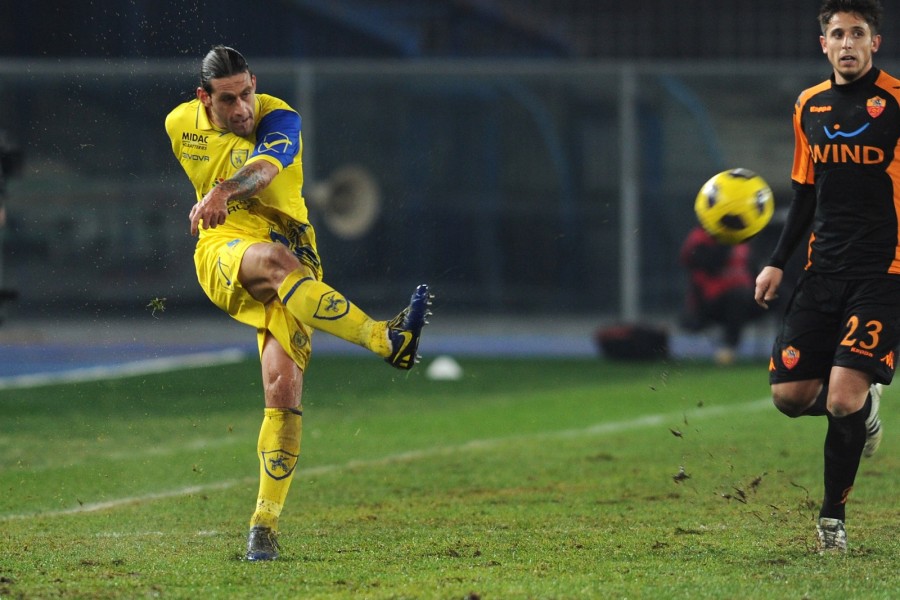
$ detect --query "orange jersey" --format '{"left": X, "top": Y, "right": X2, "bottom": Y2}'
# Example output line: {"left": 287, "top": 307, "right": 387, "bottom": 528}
{"left": 791, "top": 68, "right": 900, "bottom": 276}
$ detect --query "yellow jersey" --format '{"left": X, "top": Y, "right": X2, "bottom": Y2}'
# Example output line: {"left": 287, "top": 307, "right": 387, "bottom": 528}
{"left": 164, "top": 93, "right": 320, "bottom": 370}
{"left": 164, "top": 93, "right": 309, "bottom": 233}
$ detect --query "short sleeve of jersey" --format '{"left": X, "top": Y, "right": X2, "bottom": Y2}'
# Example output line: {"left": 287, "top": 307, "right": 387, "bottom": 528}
{"left": 791, "top": 94, "right": 813, "bottom": 185}
{"left": 790, "top": 81, "right": 830, "bottom": 186}
{"left": 248, "top": 105, "right": 301, "bottom": 170}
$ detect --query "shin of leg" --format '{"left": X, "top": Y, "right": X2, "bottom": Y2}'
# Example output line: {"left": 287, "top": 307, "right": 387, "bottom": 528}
{"left": 821, "top": 407, "right": 869, "bottom": 521}
{"left": 771, "top": 379, "right": 823, "bottom": 418}
{"left": 252, "top": 407, "right": 302, "bottom": 529}
{"left": 818, "top": 368, "right": 872, "bottom": 521}
{"left": 276, "top": 270, "right": 386, "bottom": 353}
{"left": 251, "top": 334, "right": 304, "bottom": 530}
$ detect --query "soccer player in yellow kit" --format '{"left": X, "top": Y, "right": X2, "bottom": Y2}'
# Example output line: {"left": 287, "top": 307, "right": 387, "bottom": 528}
{"left": 165, "top": 46, "right": 432, "bottom": 561}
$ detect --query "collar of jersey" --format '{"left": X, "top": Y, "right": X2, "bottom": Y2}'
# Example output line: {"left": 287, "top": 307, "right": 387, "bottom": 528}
{"left": 831, "top": 66, "right": 879, "bottom": 92}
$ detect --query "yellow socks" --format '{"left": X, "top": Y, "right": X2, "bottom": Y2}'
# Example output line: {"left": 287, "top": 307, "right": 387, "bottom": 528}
{"left": 277, "top": 271, "right": 390, "bottom": 356}
{"left": 250, "top": 408, "right": 302, "bottom": 530}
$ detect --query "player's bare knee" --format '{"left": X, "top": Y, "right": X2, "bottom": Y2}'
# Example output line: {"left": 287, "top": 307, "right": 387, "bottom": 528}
{"left": 239, "top": 243, "right": 304, "bottom": 301}
{"left": 263, "top": 372, "right": 301, "bottom": 409}
{"left": 263, "top": 244, "right": 316, "bottom": 288}
{"left": 261, "top": 244, "right": 298, "bottom": 281}
{"left": 826, "top": 394, "right": 861, "bottom": 418}
{"left": 772, "top": 392, "right": 810, "bottom": 418}
{"left": 771, "top": 379, "right": 823, "bottom": 418}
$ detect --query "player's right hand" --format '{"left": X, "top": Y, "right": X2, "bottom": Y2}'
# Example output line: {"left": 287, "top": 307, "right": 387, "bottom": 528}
{"left": 754, "top": 266, "right": 783, "bottom": 309}
{"left": 189, "top": 189, "right": 229, "bottom": 236}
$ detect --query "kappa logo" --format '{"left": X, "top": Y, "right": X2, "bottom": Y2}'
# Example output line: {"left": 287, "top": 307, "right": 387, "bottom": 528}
{"left": 881, "top": 349, "right": 895, "bottom": 370}
{"left": 261, "top": 449, "right": 299, "bottom": 480}
{"left": 313, "top": 290, "right": 350, "bottom": 320}
{"left": 781, "top": 346, "right": 800, "bottom": 370}
{"left": 840, "top": 484, "right": 854, "bottom": 505}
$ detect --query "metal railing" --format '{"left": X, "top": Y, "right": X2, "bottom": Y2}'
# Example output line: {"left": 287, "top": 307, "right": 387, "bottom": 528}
{"left": 0, "top": 57, "right": 871, "bottom": 322}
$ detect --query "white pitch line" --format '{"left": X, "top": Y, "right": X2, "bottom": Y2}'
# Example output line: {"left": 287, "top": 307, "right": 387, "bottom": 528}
{"left": 0, "top": 348, "right": 249, "bottom": 390}
{"left": 17, "top": 435, "right": 249, "bottom": 474}
{"left": 0, "top": 397, "right": 773, "bottom": 523}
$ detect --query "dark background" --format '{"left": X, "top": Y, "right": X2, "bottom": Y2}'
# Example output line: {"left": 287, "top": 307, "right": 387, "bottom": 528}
{"left": 0, "top": 1, "right": 862, "bottom": 61}
{"left": 0, "top": 1, "right": 887, "bottom": 323}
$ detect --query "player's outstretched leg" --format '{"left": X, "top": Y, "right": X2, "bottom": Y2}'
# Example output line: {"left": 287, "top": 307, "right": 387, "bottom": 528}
{"left": 864, "top": 383, "right": 883, "bottom": 458}
{"left": 385, "top": 284, "right": 433, "bottom": 370}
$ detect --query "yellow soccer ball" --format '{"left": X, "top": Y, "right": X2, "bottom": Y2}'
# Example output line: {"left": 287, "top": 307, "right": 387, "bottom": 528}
{"left": 694, "top": 168, "right": 775, "bottom": 245}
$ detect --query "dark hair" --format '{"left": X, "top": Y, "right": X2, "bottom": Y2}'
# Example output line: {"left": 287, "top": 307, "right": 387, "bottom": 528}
{"left": 818, "top": 0, "right": 883, "bottom": 34}
{"left": 199, "top": 45, "right": 251, "bottom": 93}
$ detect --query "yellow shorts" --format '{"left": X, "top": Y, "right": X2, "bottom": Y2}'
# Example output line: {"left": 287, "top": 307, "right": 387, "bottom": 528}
{"left": 193, "top": 220, "right": 323, "bottom": 371}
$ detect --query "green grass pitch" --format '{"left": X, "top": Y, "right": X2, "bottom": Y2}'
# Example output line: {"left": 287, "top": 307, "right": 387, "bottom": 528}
{"left": 0, "top": 357, "right": 897, "bottom": 599}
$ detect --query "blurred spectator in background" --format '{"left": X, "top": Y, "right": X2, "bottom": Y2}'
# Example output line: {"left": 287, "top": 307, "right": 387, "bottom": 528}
{"left": 679, "top": 225, "right": 764, "bottom": 364}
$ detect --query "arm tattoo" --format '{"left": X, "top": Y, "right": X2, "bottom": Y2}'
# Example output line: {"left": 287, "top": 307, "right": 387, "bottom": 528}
{"left": 218, "top": 161, "right": 274, "bottom": 201}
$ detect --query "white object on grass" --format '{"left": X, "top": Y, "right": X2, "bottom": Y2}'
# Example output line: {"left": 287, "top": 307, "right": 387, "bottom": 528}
{"left": 426, "top": 355, "right": 463, "bottom": 381}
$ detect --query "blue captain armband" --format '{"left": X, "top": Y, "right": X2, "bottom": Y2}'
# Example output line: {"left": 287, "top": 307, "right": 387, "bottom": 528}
{"left": 252, "top": 109, "right": 301, "bottom": 168}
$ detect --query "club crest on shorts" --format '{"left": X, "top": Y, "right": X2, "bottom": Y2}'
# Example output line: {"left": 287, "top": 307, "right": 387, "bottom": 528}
{"left": 261, "top": 449, "right": 299, "bottom": 480}
{"left": 291, "top": 330, "right": 309, "bottom": 353}
{"left": 781, "top": 346, "right": 800, "bottom": 370}
{"left": 314, "top": 290, "right": 350, "bottom": 320}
